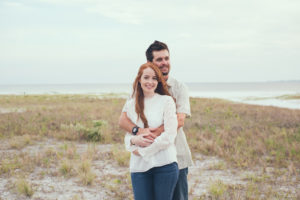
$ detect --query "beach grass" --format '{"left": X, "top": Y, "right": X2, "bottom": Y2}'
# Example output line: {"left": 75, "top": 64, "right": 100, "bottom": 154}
{"left": 0, "top": 94, "right": 299, "bottom": 199}
{"left": 187, "top": 97, "right": 300, "bottom": 169}
{"left": 1, "top": 94, "right": 299, "bottom": 169}
{"left": 276, "top": 94, "right": 300, "bottom": 100}
{"left": 244, "top": 93, "right": 300, "bottom": 101}
{"left": 15, "top": 178, "right": 34, "bottom": 197}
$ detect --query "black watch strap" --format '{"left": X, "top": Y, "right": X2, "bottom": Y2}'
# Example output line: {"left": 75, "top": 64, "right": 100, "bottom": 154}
{"left": 132, "top": 126, "right": 139, "bottom": 135}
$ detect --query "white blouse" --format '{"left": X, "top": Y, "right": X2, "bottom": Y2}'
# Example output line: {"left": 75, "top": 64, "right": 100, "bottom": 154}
{"left": 124, "top": 93, "right": 178, "bottom": 173}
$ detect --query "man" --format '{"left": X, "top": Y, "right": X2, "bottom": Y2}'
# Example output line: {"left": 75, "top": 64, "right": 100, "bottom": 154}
{"left": 119, "top": 40, "right": 193, "bottom": 200}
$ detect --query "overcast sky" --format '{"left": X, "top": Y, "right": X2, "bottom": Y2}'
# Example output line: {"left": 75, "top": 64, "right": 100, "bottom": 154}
{"left": 1, "top": 0, "right": 299, "bottom": 84}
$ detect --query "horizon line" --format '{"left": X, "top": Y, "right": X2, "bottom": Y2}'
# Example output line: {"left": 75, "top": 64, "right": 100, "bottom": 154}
{"left": 0, "top": 80, "right": 300, "bottom": 86}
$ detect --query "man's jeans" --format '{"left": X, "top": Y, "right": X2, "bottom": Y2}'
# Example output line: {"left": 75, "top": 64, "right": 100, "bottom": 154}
{"left": 131, "top": 162, "right": 179, "bottom": 200}
{"left": 172, "top": 167, "right": 188, "bottom": 200}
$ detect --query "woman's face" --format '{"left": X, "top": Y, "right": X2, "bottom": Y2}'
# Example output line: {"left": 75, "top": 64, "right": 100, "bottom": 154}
{"left": 140, "top": 67, "right": 158, "bottom": 96}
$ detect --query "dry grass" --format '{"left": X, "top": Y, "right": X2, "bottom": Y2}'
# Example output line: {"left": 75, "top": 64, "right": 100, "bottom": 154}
{"left": 208, "top": 180, "right": 228, "bottom": 199}
{"left": 111, "top": 144, "right": 131, "bottom": 167}
{"left": 77, "top": 159, "right": 96, "bottom": 185}
{"left": 9, "top": 134, "right": 32, "bottom": 149}
{"left": 276, "top": 94, "right": 300, "bottom": 100}
{"left": 0, "top": 94, "right": 299, "bottom": 199}
{"left": 15, "top": 178, "right": 34, "bottom": 197}
{"left": 101, "top": 173, "right": 133, "bottom": 200}
{"left": 186, "top": 97, "right": 300, "bottom": 169}
{"left": 0, "top": 94, "right": 123, "bottom": 143}
{"left": 1, "top": 95, "right": 299, "bottom": 170}
{"left": 59, "top": 159, "right": 73, "bottom": 176}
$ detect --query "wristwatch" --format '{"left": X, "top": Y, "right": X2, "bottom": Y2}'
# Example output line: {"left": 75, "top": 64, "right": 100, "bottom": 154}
{"left": 132, "top": 126, "right": 139, "bottom": 135}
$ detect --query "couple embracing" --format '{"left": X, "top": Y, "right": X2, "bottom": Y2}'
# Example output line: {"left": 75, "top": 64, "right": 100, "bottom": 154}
{"left": 119, "top": 41, "right": 193, "bottom": 200}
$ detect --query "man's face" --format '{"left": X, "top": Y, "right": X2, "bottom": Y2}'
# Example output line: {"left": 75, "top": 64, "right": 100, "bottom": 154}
{"left": 152, "top": 49, "right": 170, "bottom": 80}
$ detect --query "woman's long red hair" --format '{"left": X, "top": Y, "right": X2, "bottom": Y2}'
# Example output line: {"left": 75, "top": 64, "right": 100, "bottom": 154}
{"left": 132, "top": 62, "right": 171, "bottom": 128}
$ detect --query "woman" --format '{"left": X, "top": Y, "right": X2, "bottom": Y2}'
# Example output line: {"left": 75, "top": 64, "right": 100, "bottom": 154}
{"left": 123, "top": 62, "right": 179, "bottom": 200}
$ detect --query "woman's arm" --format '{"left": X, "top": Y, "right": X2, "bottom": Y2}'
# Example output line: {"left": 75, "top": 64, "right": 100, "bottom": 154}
{"left": 125, "top": 133, "right": 154, "bottom": 152}
{"left": 137, "top": 96, "right": 178, "bottom": 160}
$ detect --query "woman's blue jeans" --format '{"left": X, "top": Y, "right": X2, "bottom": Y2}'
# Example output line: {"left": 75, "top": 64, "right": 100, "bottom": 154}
{"left": 131, "top": 162, "right": 179, "bottom": 200}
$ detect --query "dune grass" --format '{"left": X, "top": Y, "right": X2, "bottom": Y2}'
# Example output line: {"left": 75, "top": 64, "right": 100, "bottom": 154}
{"left": 0, "top": 94, "right": 299, "bottom": 199}
{"left": 15, "top": 178, "right": 34, "bottom": 197}
{"left": 244, "top": 93, "right": 300, "bottom": 101}
{"left": 1, "top": 94, "right": 299, "bottom": 169}
{"left": 186, "top": 97, "right": 300, "bottom": 169}
{"left": 276, "top": 94, "right": 300, "bottom": 100}
{"left": 0, "top": 94, "right": 123, "bottom": 143}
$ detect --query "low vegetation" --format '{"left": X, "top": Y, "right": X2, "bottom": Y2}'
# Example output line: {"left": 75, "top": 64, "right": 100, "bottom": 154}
{"left": 0, "top": 94, "right": 299, "bottom": 199}
{"left": 187, "top": 97, "right": 300, "bottom": 169}
{"left": 15, "top": 178, "right": 34, "bottom": 197}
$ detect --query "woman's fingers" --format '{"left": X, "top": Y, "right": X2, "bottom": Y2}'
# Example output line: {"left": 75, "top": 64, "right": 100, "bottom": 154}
{"left": 142, "top": 137, "right": 154, "bottom": 143}
{"left": 141, "top": 133, "right": 155, "bottom": 141}
{"left": 133, "top": 149, "right": 140, "bottom": 156}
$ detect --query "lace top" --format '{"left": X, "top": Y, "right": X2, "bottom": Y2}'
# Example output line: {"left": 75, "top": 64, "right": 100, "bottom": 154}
{"left": 124, "top": 93, "right": 178, "bottom": 172}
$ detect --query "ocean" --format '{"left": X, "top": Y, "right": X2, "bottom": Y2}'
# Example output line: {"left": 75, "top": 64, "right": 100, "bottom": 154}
{"left": 0, "top": 81, "right": 299, "bottom": 109}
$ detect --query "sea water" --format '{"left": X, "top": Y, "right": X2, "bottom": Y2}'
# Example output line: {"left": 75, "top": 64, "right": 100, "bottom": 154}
{"left": 0, "top": 81, "right": 299, "bottom": 109}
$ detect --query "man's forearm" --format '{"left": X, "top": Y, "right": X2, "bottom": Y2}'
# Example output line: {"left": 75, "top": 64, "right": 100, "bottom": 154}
{"left": 119, "top": 112, "right": 135, "bottom": 133}
{"left": 119, "top": 112, "right": 150, "bottom": 135}
{"left": 177, "top": 113, "right": 186, "bottom": 129}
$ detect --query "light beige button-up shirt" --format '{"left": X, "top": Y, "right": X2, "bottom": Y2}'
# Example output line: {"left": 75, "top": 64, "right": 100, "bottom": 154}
{"left": 167, "top": 76, "right": 194, "bottom": 169}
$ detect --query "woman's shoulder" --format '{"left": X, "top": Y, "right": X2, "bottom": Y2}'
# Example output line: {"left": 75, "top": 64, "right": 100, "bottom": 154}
{"left": 156, "top": 94, "right": 174, "bottom": 102}
{"left": 125, "top": 97, "right": 135, "bottom": 106}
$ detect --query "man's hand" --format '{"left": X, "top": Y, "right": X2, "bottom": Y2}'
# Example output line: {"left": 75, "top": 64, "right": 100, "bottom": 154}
{"left": 149, "top": 125, "right": 164, "bottom": 137}
{"left": 138, "top": 128, "right": 157, "bottom": 140}
{"left": 131, "top": 133, "right": 154, "bottom": 147}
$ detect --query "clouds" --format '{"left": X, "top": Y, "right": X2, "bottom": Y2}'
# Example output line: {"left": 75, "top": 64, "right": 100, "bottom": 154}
{"left": 32, "top": 0, "right": 208, "bottom": 25}
{"left": 2, "top": 2, "right": 24, "bottom": 7}
{"left": 0, "top": 0, "right": 299, "bottom": 84}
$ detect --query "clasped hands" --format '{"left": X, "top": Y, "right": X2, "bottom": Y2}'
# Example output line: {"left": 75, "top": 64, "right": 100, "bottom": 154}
{"left": 131, "top": 127, "right": 162, "bottom": 156}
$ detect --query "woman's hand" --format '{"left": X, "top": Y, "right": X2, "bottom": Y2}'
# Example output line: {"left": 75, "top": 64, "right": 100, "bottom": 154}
{"left": 133, "top": 149, "right": 140, "bottom": 156}
{"left": 138, "top": 128, "right": 157, "bottom": 140}
{"left": 131, "top": 133, "right": 154, "bottom": 147}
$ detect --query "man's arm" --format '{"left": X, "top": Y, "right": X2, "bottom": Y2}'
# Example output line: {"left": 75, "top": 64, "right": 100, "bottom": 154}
{"left": 150, "top": 113, "right": 187, "bottom": 136}
{"left": 119, "top": 112, "right": 155, "bottom": 135}
{"left": 120, "top": 112, "right": 155, "bottom": 148}
{"left": 119, "top": 112, "right": 136, "bottom": 133}
{"left": 177, "top": 113, "right": 186, "bottom": 129}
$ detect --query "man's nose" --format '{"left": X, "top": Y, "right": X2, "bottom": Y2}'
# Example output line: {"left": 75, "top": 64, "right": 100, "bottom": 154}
{"left": 162, "top": 59, "right": 169, "bottom": 66}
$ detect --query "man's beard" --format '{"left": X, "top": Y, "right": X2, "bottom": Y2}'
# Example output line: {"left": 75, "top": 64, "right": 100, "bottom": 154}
{"left": 161, "top": 64, "right": 170, "bottom": 76}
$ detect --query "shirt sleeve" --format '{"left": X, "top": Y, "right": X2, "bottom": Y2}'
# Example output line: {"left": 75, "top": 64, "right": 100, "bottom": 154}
{"left": 123, "top": 97, "right": 138, "bottom": 152}
{"left": 176, "top": 83, "right": 191, "bottom": 117}
{"left": 124, "top": 133, "right": 138, "bottom": 152}
{"left": 138, "top": 96, "right": 178, "bottom": 160}
{"left": 122, "top": 98, "right": 130, "bottom": 113}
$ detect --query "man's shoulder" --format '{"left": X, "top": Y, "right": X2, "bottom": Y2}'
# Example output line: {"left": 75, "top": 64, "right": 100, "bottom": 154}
{"left": 169, "top": 76, "right": 188, "bottom": 90}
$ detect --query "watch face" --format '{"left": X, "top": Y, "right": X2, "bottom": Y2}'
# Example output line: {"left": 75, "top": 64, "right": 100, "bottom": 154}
{"left": 132, "top": 127, "right": 138, "bottom": 135}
